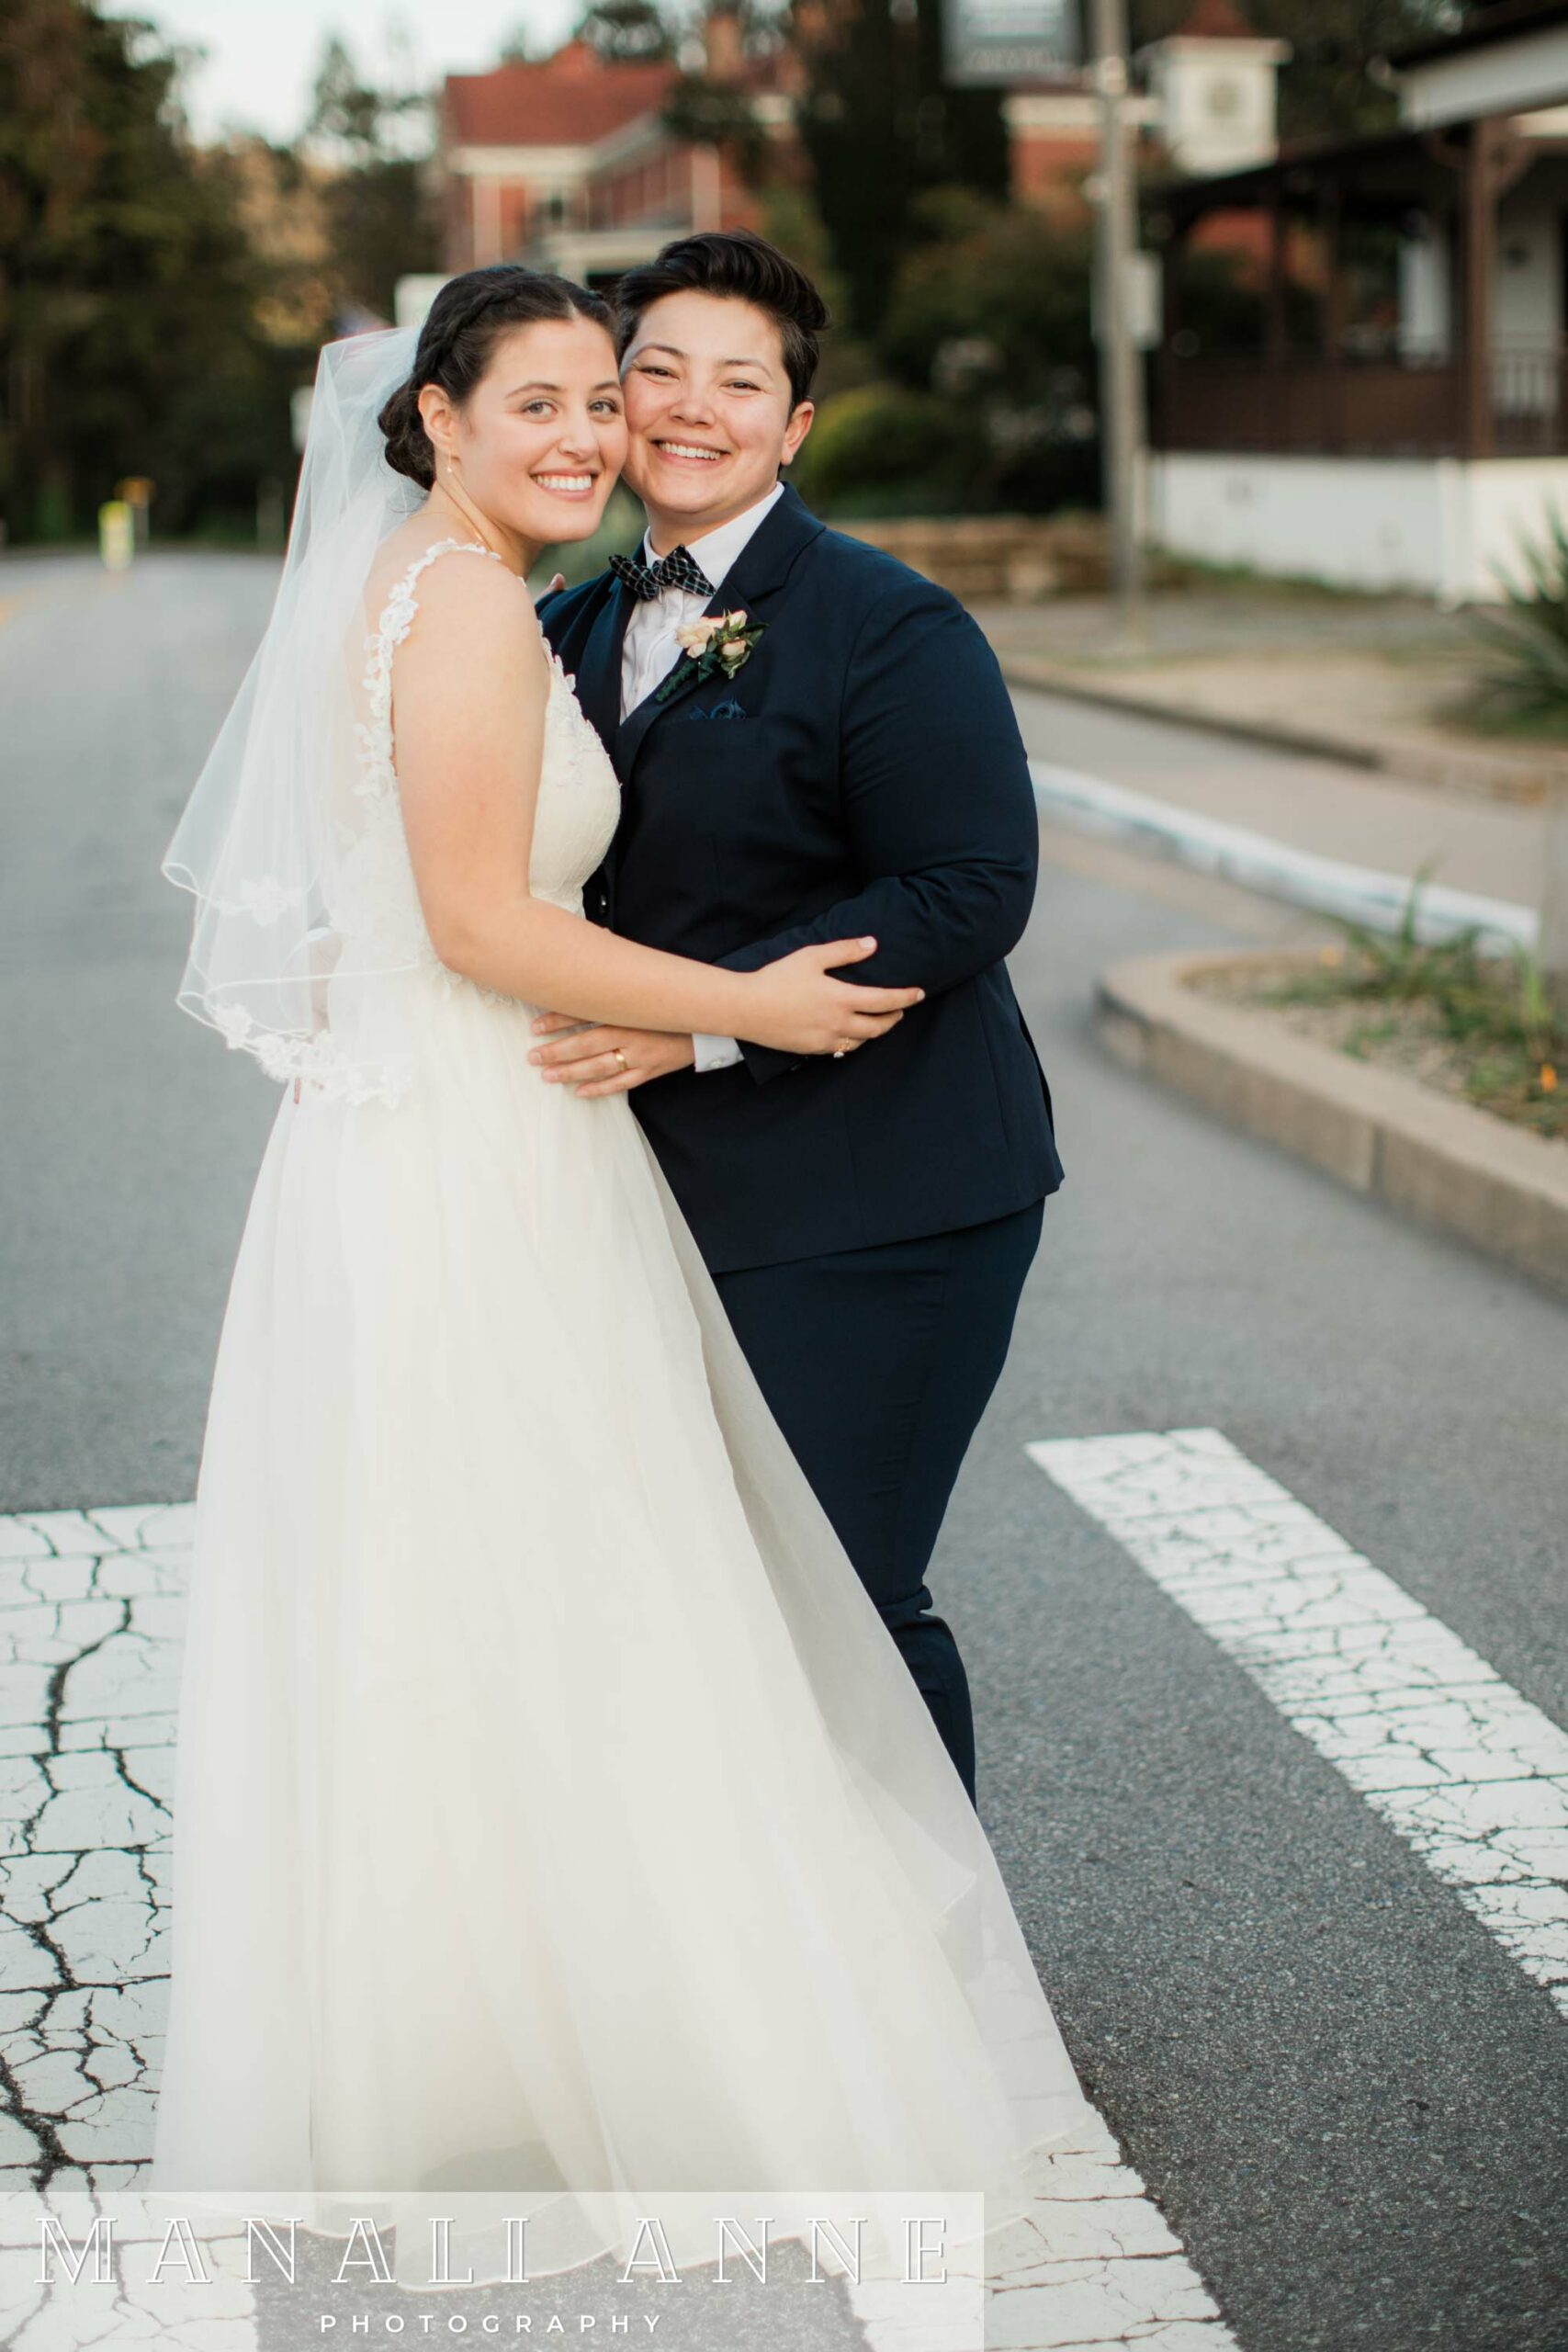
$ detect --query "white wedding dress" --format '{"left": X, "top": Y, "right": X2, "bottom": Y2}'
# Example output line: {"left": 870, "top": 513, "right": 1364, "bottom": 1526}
{"left": 147, "top": 536, "right": 1096, "bottom": 2286}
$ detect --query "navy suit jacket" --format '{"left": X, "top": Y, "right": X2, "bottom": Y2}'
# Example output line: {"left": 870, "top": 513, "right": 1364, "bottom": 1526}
{"left": 539, "top": 482, "right": 1063, "bottom": 1274}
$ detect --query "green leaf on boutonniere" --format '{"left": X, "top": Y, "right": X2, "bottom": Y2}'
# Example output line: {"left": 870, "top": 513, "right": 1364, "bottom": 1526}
{"left": 653, "top": 609, "right": 767, "bottom": 703}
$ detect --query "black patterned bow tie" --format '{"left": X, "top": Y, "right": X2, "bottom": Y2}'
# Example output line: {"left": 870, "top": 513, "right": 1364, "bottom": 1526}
{"left": 609, "top": 545, "right": 715, "bottom": 602}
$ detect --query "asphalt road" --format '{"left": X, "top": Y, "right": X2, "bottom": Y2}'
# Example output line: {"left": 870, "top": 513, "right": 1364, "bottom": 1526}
{"left": 3, "top": 550, "right": 1564, "bottom": 2352}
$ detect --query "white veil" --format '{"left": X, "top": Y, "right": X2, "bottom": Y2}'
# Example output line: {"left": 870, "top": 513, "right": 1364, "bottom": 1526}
{"left": 163, "top": 324, "right": 427, "bottom": 1096}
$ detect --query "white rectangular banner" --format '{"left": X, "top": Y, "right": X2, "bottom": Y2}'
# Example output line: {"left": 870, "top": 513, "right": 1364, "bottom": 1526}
{"left": 942, "top": 0, "right": 1080, "bottom": 85}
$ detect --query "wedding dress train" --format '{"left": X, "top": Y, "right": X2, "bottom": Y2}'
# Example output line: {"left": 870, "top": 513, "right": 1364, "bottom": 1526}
{"left": 147, "top": 537, "right": 1097, "bottom": 2287}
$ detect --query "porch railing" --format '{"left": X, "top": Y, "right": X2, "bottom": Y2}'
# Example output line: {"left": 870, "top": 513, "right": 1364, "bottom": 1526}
{"left": 1155, "top": 345, "right": 1568, "bottom": 459}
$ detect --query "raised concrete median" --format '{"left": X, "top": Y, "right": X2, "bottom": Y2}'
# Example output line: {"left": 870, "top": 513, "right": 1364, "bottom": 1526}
{"left": 1098, "top": 949, "right": 1568, "bottom": 1297}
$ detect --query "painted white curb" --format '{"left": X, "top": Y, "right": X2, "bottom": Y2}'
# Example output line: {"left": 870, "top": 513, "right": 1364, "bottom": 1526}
{"left": 1030, "top": 758, "right": 1538, "bottom": 954}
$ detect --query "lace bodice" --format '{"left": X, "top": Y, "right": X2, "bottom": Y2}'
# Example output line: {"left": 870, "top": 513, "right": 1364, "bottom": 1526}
{"left": 336, "top": 537, "right": 621, "bottom": 987}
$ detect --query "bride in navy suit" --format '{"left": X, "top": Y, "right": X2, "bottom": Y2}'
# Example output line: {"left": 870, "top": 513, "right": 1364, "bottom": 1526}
{"left": 537, "top": 231, "right": 1062, "bottom": 1806}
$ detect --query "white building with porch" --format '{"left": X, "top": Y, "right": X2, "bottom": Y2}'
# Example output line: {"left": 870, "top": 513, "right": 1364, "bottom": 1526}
{"left": 1146, "top": 0, "right": 1568, "bottom": 600}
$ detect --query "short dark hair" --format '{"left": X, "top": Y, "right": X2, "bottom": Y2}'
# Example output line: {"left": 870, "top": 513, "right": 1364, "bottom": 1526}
{"left": 614, "top": 231, "right": 829, "bottom": 411}
{"left": 378, "top": 265, "right": 614, "bottom": 489}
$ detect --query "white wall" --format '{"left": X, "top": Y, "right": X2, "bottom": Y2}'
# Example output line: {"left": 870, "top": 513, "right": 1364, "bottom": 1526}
{"left": 1398, "top": 226, "right": 1450, "bottom": 359}
{"left": 1147, "top": 451, "right": 1568, "bottom": 602}
{"left": 1396, "top": 193, "right": 1560, "bottom": 363}
{"left": 1494, "top": 196, "right": 1562, "bottom": 349}
{"left": 1466, "top": 458, "right": 1568, "bottom": 595}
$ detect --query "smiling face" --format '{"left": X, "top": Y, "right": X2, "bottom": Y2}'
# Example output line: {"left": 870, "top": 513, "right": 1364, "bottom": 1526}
{"left": 619, "top": 290, "right": 815, "bottom": 548}
{"left": 417, "top": 314, "right": 627, "bottom": 558}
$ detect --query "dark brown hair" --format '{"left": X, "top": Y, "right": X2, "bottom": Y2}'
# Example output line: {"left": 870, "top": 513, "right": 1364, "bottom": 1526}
{"left": 614, "top": 231, "right": 829, "bottom": 411}
{"left": 378, "top": 266, "right": 615, "bottom": 488}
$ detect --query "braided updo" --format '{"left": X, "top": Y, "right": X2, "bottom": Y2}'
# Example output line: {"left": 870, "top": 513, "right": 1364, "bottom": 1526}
{"left": 378, "top": 266, "right": 615, "bottom": 489}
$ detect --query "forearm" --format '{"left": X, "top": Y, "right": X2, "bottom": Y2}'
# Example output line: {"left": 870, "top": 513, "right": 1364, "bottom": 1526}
{"left": 716, "top": 861, "right": 1034, "bottom": 996}
{"left": 433, "top": 888, "right": 759, "bottom": 1039}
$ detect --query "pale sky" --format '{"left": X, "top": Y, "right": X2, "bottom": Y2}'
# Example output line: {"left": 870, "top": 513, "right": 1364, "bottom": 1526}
{"left": 104, "top": 0, "right": 579, "bottom": 143}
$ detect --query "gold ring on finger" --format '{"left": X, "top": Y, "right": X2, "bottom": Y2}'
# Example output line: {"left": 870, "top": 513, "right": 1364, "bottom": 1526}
{"left": 614, "top": 1048, "right": 629, "bottom": 1072}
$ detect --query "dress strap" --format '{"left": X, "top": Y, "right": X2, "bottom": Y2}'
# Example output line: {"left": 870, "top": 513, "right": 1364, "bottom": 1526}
{"left": 369, "top": 537, "right": 507, "bottom": 677}
{"left": 356, "top": 540, "right": 510, "bottom": 808}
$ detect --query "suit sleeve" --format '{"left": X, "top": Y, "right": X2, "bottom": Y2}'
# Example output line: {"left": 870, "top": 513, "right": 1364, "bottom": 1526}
{"left": 717, "top": 582, "right": 1040, "bottom": 1084}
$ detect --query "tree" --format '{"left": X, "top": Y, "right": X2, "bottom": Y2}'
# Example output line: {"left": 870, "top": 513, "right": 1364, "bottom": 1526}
{"left": 795, "top": 0, "right": 1010, "bottom": 338}
{"left": 0, "top": 0, "right": 297, "bottom": 540}
{"left": 574, "top": 0, "right": 675, "bottom": 62}
{"left": 305, "top": 33, "right": 438, "bottom": 323}
{"left": 795, "top": 191, "right": 1101, "bottom": 514}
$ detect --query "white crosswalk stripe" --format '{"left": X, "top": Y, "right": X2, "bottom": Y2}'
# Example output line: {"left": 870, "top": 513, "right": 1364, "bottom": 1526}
{"left": 0, "top": 1499, "right": 1241, "bottom": 2350}
{"left": 1028, "top": 1428, "right": 1568, "bottom": 2021}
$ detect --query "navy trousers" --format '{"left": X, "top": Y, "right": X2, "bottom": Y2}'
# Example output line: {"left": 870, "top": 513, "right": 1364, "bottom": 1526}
{"left": 712, "top": 1197, "right": 1045, "bottom": 1805}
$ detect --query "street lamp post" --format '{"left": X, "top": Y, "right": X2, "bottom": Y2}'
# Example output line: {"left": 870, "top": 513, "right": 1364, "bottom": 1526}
{"left": 1091, "top": 0, "right": 1145, "bottom": 639}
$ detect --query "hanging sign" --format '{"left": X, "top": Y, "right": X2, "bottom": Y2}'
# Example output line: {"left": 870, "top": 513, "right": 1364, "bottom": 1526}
{"left": 942, "top": 0, "right": 1080, "bottom": 86}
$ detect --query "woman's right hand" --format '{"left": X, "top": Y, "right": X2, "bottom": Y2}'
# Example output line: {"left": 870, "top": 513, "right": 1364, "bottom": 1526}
{"left": 739, "top": 936, "right": 925, "bottom": 1057}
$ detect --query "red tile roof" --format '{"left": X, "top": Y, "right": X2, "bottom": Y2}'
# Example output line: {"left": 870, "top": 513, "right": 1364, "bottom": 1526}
{"left": 444, "top": 43, "right": 674, "bottom": 148}
{"left": 1175, "top": 0, "right": 1261, "bottom": 37}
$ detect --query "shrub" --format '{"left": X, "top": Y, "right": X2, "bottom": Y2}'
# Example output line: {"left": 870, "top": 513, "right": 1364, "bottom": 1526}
{"left": 792, "top": 383, "right": 969, "bottom": 514}
{"left": 1468, "top": 503, "right": 1568, "bottom": 732}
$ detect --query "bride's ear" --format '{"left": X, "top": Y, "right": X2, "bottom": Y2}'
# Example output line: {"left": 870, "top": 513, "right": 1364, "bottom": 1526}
{"left": 418, "top": 381, "right": 460, "bottom": 469}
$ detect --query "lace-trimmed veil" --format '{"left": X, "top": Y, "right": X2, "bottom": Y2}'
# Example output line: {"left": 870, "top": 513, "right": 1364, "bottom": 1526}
{"left": 163, "top": 324, "right": 430, "bottom": 1098}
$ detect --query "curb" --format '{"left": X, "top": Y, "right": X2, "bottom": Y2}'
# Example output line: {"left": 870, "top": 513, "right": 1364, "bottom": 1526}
{"left": 1097, "top": 949, "right": 1568, "bottom": 1298}
{"left": 1001, "top": 656, "right": 1563, "bottom": 808}
{"left": 1030, "top": 760, "right": 1538, "bottom": 953}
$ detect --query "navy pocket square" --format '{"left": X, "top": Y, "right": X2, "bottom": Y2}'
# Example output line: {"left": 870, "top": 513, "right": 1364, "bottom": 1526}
{"left": 682, "top": 697, "right": 750, "bottom": 721}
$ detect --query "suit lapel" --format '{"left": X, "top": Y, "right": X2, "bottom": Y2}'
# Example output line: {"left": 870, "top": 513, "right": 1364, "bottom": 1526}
{"left": 573, "top": 574, "right": 634, "bottom": 756}
{"left": 615, "top": 483, "right": 823, "bottom": 775}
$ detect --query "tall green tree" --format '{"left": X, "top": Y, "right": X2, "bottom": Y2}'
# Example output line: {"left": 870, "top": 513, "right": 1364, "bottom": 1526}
{"left": 306, "top": 34, "right": 438, "bottom": 323}
{"left": 0, "top": 0, "right": 296, "bottom": 540}
{"left": 795, "top": 0, "right": 1010, "bottom": 338}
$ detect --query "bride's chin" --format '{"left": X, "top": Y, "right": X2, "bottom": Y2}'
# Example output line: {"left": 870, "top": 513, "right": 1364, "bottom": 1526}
{"left": 525, "top": 502, "right": 612, "bottom": 544}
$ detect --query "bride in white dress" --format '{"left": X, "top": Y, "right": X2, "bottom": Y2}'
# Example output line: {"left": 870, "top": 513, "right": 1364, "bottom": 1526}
{"left": 151, "top": 268, "right": 1096, "bottom": 2290}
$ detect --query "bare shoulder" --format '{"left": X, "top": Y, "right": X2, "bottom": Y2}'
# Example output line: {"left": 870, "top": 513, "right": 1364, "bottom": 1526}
{"left": 384, "top": 539, "right": 546, "bottom": 684}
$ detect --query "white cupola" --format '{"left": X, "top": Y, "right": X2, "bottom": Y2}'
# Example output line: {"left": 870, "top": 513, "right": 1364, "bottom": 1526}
{"left": 1144, "top": 0, "right": 1292, "bottom": 176}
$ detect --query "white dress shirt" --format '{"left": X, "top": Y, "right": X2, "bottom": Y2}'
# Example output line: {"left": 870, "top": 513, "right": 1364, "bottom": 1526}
{"left": 618, "top": 481, "right": 784, "bottom": 1074}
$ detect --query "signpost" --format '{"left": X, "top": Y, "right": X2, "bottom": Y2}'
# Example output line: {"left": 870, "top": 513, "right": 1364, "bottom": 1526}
{"left": 1091, "top": 0, "right": 1147, "bottom": 636}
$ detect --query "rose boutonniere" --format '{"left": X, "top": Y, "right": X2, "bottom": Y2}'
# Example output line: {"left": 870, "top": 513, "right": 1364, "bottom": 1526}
{"left": 654, "top": 609, "right": 766, "bottom": 704}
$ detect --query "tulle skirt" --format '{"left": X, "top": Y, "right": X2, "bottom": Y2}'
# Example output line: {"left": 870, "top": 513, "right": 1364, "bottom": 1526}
{"left": 146, "top": 963, "right": 1096, "bottom": 2288}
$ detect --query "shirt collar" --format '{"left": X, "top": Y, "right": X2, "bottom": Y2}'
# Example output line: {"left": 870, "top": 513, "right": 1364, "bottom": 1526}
{"left": 638, "top": 481, "right": 786, "bottom": 594}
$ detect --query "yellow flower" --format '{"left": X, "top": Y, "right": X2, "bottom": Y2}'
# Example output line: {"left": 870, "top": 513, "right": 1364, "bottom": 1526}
{"left": 1541, "top": 1063, "right": 1558, "bottom": 1092}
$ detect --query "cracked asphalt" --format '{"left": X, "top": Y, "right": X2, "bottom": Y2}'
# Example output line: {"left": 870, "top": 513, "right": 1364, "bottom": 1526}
{"left": 2, "top": 550, "right": 1565, "bottom": 2352}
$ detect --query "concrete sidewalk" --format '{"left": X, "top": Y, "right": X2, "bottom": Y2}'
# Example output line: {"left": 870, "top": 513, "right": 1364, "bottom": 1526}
{"left": 1007, "top": 679, "right": 1553, "bottom": 923}
{"left": 977, "top": 591, "right": 1568, "bottom": 806}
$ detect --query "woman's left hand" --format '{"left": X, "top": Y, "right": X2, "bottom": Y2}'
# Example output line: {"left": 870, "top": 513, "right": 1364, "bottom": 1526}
{"left": 529, "top": 1015, "right": 695, "bottom": 1096}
